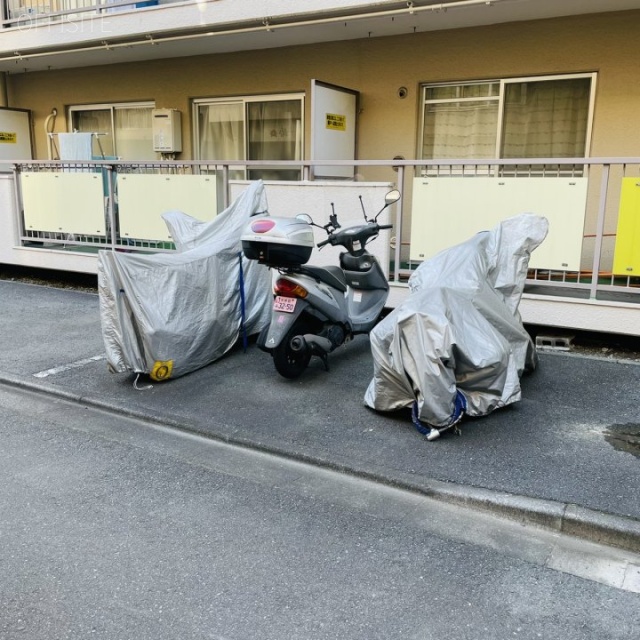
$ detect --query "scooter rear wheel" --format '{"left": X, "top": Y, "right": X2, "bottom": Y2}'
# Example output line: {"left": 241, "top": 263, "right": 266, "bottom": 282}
{"left": 273, "top": 319, "right": 312, "bottom": 379}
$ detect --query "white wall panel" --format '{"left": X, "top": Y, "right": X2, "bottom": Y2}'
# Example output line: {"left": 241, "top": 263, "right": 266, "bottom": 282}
{"left": 117, "top": 174, "right": 217, "bottom": 242}
{"left": 410, "top": 177, "right": 588, "bottom": 271}
{"left": 21, "top": 172, "right": 106, "bottom": 236}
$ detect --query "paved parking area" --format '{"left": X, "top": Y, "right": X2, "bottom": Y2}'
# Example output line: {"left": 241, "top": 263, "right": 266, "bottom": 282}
{"left": 1, "top": 280, "right": 639, "bottom": 540}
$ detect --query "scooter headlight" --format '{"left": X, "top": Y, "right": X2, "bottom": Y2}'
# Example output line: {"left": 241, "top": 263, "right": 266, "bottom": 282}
{"left": 274, "top": 278, "right": 308, "bottom": 299}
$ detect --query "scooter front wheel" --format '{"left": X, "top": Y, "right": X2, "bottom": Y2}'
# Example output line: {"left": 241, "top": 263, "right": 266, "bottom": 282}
{"left": 273, "top": 319, "right": 312, "bottom": 379}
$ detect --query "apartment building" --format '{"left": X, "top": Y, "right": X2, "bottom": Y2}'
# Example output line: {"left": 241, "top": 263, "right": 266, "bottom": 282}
{"left": 1, "top": 0, "right": 639, "bottom": 334}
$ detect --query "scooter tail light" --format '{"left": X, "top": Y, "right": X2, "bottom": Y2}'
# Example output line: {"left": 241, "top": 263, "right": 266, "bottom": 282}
{"left": 274, "top": 278, "right": 308, "bottom": 299}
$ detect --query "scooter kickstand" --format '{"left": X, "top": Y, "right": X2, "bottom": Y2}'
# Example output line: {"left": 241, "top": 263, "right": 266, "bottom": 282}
{"left": 320, "top": 353, "right": 330, "bottom": 372}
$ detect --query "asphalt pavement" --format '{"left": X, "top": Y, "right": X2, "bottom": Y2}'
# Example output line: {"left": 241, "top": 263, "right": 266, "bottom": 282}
{"left": 5, "top": 383, "right": 639, "bottom": 638}
{"left": 1, "top": 279, "right": 639, "bottom": 552}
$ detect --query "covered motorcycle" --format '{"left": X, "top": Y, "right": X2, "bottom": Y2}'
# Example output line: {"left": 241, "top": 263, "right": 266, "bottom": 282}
{"left": 364, "top": 213, "right": 549, "bottom": 439}
{"left": 98, "top": 180, "right": 271, "bottom": 381}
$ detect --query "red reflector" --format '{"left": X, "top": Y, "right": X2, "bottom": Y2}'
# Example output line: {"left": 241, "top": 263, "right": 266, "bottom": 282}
{"left": 250, "top": 219, "right": 276, "bottom": 233}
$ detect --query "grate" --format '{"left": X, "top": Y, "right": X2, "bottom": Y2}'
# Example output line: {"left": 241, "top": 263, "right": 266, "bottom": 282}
{"left": 535, "top": 335, "right": 574, "bottom": 351}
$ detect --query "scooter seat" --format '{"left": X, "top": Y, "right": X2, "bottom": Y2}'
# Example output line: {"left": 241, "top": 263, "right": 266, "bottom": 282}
{"left": 300, "top": 265, "right": 347, "bottom": 292}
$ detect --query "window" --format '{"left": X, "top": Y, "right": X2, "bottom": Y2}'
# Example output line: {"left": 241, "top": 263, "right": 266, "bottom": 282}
{"left": 420, "top": 74, "right": 595, "bottom": 170}
{"left": 422, "top": 81, "right": 500, "bottom": 160}
{"left": 68, "top": 102, "right": 156, "bottom": 160}
{"left": 194, "top": 94, "right": 304, "bottom": 180}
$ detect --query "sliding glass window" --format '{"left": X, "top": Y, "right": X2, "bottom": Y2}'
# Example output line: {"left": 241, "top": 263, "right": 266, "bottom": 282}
{"left": 194, "top": 94, "right": 304, "bottom": 180}
{"left": 420, "top": 74, "right": 595, "bottom": 173}
{"left": 68, "top": 102, "right": 156, "bottom": 161}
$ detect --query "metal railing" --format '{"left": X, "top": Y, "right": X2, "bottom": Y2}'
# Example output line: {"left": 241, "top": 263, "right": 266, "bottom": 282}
{"left": 10, "top": 157, "right": 640, "bottom": 302}
{"left": 1, "top": 0, "right": 163, "bottom": 28}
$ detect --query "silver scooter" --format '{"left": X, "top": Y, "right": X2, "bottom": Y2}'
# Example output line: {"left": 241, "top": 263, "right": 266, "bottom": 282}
{"left": 242, "top": 189, "right": 400, "bottom": 378}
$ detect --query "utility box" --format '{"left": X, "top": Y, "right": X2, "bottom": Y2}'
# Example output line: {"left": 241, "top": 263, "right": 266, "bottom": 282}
{"left": 152, "top": 109, "right": 182, "bottom": 153}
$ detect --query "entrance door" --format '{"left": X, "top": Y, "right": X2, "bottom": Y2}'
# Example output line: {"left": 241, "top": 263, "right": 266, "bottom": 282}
{"left": 0, "top": 108, "right": 32, "bottom": 171}
{"left": 310, "top": 80, "right": 358, "bottom": 179}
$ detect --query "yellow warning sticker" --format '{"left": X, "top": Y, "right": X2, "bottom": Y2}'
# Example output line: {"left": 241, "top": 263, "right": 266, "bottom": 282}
{"left": 150, "top": 360, "right": 174, "bottom": 381}
{"left": 326, "top": 113, "right": 346, "bottom": 131}
{"left": 0, "top": 132, "right": 17, "bottom": 143}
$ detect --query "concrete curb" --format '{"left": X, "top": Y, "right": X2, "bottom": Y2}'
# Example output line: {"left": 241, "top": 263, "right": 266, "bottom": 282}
{"left": 539, "top": 349, "right": 640, "bottom": 367}
{"left": 3, "top": 370, "right": 640, "bottom": 555}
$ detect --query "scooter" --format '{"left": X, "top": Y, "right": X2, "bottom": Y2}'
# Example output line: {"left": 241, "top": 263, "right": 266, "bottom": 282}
{"left": 242, "top": 189, "right": 400, "bottom": 378}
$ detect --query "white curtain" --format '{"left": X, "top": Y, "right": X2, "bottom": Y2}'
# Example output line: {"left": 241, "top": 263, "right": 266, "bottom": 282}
{"left": 422, "top": 100, "right": 499, "bottom": 159}
{"left": 197, "top": 99, "right": 301, "bottom": 180}
{"left": 198, "top": 103, "right": 244, "bottom": 161}
{"left": 114, "top": 107, "right": 155, "bottom": 161}
{"left": 501, "top": 78, "right": 590, "bottom": 158}
{"left": 72, "top": 107, "right": 155, "bottom": 160}
{"left": 247, "top": 99, "right": 301, "bottom": 180}
{"left": 247, "top": 100, "right": 301, "bottom": 162}
{"left": 422, "top": 77, "right": 590, "bottom": 161}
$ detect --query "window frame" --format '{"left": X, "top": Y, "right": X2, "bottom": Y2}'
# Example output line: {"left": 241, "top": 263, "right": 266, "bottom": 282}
{"left": 192, "top": 92, "right": 305, "bottom": 179}
{"left": 419, "top": 73, "right": 597, "bottom": 163}
{"left": 67, "top": 101, "right": 156, "bottom": 160}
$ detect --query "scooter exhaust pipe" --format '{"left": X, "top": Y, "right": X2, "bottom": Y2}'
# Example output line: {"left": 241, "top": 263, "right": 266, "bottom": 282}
{"left": 290, "top": 334, "right": 333, "bottom": 356}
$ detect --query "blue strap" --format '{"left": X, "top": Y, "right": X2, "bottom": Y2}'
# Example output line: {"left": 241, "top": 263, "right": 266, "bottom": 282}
{"left": 238, "top": 252, "right": 248, "bottom": 352}
{"left": 411, "top": 390, "right": 467, "bottom": 437}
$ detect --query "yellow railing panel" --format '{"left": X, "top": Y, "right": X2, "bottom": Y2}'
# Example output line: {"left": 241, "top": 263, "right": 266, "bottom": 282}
{"left": 613, "top": 177, "right": 640, "bottom": 276}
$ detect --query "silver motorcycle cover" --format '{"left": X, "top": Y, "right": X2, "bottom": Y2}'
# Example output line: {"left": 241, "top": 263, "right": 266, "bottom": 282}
{"left": 364, "top": 213, "right": 549, "bottom": 427}
{"left": 98, "top": 181, "right": 271, "bottom": 381}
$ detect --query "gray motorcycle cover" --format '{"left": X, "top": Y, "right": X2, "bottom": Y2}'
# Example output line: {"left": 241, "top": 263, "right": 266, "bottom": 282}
{"left": 98, "top": 181, "right": 271, "bottom": 381}
{"left": 364, "top": 213, "right": 549, "bottom": 427}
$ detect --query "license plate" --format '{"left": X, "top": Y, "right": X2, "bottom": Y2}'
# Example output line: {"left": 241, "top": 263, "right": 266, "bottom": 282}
{"left": 273, "top": 296, "right": 297, "bottom": 313}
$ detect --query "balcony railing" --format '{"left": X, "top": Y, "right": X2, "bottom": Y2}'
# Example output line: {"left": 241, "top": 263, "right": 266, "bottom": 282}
{"left": 8, "top": 157, "right": 640, "bottom": 304}
{"left": 1, "top": 0, "right": 162, "bottom": 27}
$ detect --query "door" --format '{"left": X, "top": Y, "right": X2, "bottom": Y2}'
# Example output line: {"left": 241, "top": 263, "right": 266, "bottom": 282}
{"left": 310, "top": 80, "right": 358, "bottom": 179}
{"left": 0, "top": 108, "right": 32, "bottom": 171}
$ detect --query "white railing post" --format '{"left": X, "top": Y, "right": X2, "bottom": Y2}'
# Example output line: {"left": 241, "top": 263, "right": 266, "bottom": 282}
{"left": 106, "top": 164, "right": 118, "bottom": 248}
{"left": 222, "top": 163, "right": 229, "bottom": 209}
{"left": 393, "top": 165, "right": 404, "bottom": 283}
{"left": 11, "top": 164, "right": 24, "bottom": 245}
{"left": 590, "top": 163, "right": 610, "bottom": 299}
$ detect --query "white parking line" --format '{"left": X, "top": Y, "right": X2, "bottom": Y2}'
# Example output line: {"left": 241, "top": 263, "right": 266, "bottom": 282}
{"left": 33, "top": 354, "right": 106, "bottom": 378}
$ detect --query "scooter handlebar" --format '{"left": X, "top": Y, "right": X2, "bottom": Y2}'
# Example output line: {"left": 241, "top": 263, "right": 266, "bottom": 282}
{"left": 317, "top": 222, "right": 391, "bottom": 248}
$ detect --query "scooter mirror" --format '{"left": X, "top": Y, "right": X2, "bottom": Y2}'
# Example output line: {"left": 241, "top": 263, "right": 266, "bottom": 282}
{"left": 295, "top": 213, "right": 314, "bottom": 224}
{"left": 385, "top": 189, "right": 401, "bottom": 206}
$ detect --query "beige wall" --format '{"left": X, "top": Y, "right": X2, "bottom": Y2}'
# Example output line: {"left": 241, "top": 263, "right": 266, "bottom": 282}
{"left": 7, "top": 9, "right": 640, "bottom": 165}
